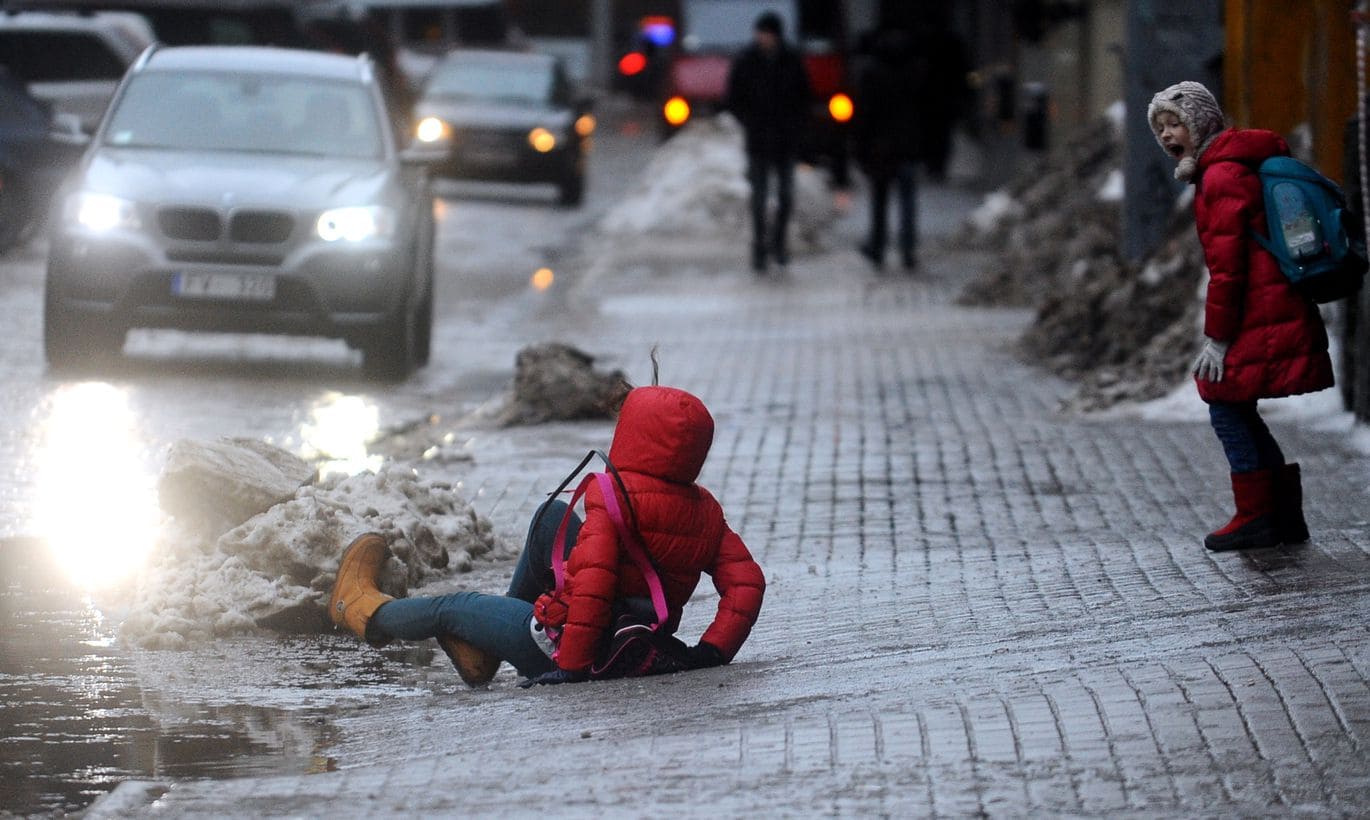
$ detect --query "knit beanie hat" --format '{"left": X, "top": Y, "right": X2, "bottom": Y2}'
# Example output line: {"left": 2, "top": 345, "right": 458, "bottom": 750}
{"left": 1147, "top": 81, "right": 1225, "bottom": 181}
{"left": 754, "top": 11, "right": 783, "bottom": 36}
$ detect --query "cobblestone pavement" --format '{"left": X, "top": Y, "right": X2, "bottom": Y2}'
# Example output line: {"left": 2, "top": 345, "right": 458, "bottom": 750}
{"left": 89, "top": 188, "right": 1370, "bottom": 817}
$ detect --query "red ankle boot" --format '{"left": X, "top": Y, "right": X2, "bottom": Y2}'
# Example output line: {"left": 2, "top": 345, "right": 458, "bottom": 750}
{"left": 1205, "top": 469, "right": 1280, "bottom": 552}
{"left": 1274, "top": 462, "right": 1310, "bottom": 544}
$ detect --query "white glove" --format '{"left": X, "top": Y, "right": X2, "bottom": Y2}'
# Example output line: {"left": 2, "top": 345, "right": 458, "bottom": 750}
{"left": 1191, "top": 337, "right": 1230, "bottom": 383}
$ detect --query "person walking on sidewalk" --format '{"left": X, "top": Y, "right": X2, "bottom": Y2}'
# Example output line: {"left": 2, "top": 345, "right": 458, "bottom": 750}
{"left": 853, "top": 28, "right": 924, "bottom": 272}
{"left": 327, "top": 385, "right": 766, "bottom": 686}
{"left": 1148, "top": 81, "right": 1334, "bottom": 552}
{"left": 727, "top": 11, "right": 812, "bottom": 273}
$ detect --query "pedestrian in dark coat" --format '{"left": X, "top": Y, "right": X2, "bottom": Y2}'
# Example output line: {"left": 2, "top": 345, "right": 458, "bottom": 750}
{"left": 853, "top": 29, "right": 923, "bottom": 271}
{"left": 727, "top": 11, "right": 812, "bottom": 272}
{"left": 1148, "top": 81, "right": 1334, "bottom": 552}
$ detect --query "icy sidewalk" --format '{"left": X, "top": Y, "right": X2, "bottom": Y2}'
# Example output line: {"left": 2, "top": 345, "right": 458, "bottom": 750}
{"left": 89, "top": 181, "right": 1370, "bottom": 817}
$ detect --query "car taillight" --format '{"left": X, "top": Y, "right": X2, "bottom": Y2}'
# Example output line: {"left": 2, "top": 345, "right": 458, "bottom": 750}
{"left": 663, "top": 96, "right": 690, "bottom": 127}
{"left": 619, "top": 52, "right": 647, "bottom": 77}
{"left": 828, "top": 93, "right": 853, "bottom": 123}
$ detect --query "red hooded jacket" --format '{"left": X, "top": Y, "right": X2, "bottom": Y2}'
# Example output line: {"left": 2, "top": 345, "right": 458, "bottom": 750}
{"left": 1192, "top": 128, "right": 1334, "bottom": 402}
{"left": 540, "top": 386, "right": 766, "bottom": 672}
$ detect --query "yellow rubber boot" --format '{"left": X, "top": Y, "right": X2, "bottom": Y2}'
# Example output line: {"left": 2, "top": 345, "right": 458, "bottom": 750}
{"left": 328, "top": 533, "right": 394, "bottom": 647}
{"left": 436, "top": 634, "right": 500, "bottom": 687}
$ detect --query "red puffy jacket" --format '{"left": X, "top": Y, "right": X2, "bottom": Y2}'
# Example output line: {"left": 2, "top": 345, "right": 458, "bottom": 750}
{"left": 1193, "top": 128, "right": 1334, "bottom": 403}
{"left": 541, "top": 386, "right": 766, "bottom": 672}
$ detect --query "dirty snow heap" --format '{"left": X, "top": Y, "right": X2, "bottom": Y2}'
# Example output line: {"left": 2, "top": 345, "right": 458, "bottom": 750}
{"left": 953, "top": 103, "right": 1208, "bottom": 410}
{"left": 121, "top": 438, "right": 500, "bottom": 649}
{"left": 599, "top": 113, "right": 835, "bottom": 249}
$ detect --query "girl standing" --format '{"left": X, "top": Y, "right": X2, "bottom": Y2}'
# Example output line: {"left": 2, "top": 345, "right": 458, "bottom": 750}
{"left": 1148, "top": 81, "right": 1334, "bottom": 551}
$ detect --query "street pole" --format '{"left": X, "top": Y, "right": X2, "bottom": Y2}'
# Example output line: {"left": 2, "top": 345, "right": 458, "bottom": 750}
{"left": 1121, "top": 0, "right": 1223, "bottom": 261}
{"left": 590, "top": 0, "right": 612, "bottom": 93}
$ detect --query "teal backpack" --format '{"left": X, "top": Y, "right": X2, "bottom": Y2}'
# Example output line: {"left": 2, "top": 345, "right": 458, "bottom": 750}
{"left": 1249, "top": 155, "right": 1367, "bottom": 303}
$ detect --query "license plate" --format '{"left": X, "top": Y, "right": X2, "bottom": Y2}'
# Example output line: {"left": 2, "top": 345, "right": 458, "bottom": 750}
{"left": 463, "top": 148, "right": 518, "bottom": 168}
{"left": 172, "top": 272, "right": 276, "bottom": 301}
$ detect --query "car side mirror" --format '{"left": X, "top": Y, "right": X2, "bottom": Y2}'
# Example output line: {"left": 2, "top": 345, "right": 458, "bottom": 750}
{"left": 50, "top": 112, "right": 90, "bottom": 147}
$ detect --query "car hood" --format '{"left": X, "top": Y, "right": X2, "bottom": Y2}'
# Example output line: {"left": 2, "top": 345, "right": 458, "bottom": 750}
{"left": 80, "top": 148, "right": 397, "bottom": 209}
{"left": 415, "top": 99, "right": 572, "bottom": 132}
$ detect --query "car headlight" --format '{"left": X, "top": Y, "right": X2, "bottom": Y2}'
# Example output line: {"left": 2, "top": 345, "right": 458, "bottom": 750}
{"left": 528, "top": 127, "right": 557, "bottom": 153}
{"left": 416, "top": 116, "right": 450, "bottom": 144}
{"left": 67, "top": 192, "right": 140, "bottom": 232}
{"left": 316, "top": 206, "right": 393, "bottom": 242}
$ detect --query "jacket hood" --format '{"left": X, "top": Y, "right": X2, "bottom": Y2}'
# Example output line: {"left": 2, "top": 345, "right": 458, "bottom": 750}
{"left": 607, "top": 386, "right": 714, "bottom": 484}
{"left": 1198, "top": 128, "right": 1290, "bottom": 173}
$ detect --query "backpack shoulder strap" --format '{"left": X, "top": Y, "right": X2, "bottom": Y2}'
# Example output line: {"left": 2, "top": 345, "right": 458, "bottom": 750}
{"left": 547, "top": 471, "right": 670, "bottom": 630}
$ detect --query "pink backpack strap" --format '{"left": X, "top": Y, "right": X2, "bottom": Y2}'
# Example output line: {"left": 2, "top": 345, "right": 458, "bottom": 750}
{"left": 549, "top": 472, "right": 669, "bottom": 629}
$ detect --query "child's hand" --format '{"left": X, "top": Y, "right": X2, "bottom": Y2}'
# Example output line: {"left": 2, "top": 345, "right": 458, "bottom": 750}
{"left": 1192, "top": 337, "right": 1230, "bottom": 382}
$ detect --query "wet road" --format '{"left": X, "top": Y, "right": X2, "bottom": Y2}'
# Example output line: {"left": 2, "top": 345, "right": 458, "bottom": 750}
{"left": 0, "top": 101, "right": 656, "bottom": 815}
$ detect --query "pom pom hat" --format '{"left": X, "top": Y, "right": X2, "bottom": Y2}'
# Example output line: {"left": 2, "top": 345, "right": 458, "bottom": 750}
{"left": 1147, "top": 81, "right": 1226, "bottom": 181}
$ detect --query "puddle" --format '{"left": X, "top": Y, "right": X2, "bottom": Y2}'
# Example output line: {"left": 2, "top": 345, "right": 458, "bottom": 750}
{"left": 0, "top": 537, "right": 441, "bottom": 816}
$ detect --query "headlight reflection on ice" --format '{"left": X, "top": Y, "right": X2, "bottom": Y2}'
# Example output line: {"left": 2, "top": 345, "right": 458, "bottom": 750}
{"left": 300, "top": 392, "right": 381, "bottom": 479}
{"left": 33, "top": 382, "right": 160, "bottom": 589}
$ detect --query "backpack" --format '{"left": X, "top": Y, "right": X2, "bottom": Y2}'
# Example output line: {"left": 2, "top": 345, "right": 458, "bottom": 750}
{"left": 1249, "top": 155, "right": 1367, "bottom": 303}
{"left": 530, "top": 450, "right": 690, "bottom": 682}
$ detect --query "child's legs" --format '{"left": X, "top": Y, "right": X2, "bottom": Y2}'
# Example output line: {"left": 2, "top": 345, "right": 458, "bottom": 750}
{"left": 1208, "top": 400, "right": 1286, "bottom": 473}
{"left": 371, "top": 592, "right": 555, "bottom": 678}
{"left": 505, "top": 499, "right": 582, "bottom": 602}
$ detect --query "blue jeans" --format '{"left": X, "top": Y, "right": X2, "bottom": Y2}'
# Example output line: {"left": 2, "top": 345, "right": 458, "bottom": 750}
{"left": 1208, "top": 400, "right": 1285, "bottom": 473}
{"left": 370, "top": 499, "right": 582, "bottom": 678}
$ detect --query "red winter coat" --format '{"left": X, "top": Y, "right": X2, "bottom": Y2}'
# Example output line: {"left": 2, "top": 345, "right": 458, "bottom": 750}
{"left": 1192, "top": 128, "right": 1333, "bottom": 403}
{"left": 541, "top": 386, "right": 766, "bottom": 672}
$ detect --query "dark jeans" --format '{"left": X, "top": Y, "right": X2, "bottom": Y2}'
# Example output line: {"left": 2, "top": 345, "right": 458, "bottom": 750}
{"left": 867, "top": 162, "right": 917, "bottom": 265}
{"left": 747, "top": 150, "right": 796, "bottom": 254}
{"left": 370, "top": 499, "right": 582, "bottom": 678}
{"left": 1208, "top": 400, "right": 1286, "bottom": 474}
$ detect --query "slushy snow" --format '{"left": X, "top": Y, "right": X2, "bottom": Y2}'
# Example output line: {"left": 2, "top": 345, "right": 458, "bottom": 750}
{"left": 121, "top": 462, "right": 501, "bottom": 649}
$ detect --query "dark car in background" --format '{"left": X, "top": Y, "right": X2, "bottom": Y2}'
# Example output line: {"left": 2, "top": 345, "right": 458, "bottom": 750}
{"left": 44, "top": 46, "right": 439, "bottom": 379}
{"left": 412, "top": 48, "right": 593, "bottom": 206}
{"left": 0, "top": 67, "right": 86, "bottom": 251}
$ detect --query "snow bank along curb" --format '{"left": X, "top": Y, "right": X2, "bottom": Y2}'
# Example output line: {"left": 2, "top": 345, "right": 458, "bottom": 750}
{"left": 122, "top": 441, "right": 500, "bottom": 649}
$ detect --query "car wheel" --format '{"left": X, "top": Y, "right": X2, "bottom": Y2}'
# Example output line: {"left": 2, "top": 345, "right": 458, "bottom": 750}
{"left": 361, "top": 303, "right": 415, "bottom": 381}
{"left": 413, "top": 284, "right": 433, "bottom": 367}
{"left": 43, "top": 287, "right": 124, "bottom": 370}
{"left": 557, "top": 170, "right": 585, "bottom": 207}
{"left": 0, "top": 172, "right": 30, "bottom": 253}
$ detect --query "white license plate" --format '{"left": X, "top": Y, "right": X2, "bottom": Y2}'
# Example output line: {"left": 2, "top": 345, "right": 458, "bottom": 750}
{"left": 172, "top": 272, "right": 276, "bottom": 301}
{"left": 464, "top": 148, "right": 518, "bottom": 167}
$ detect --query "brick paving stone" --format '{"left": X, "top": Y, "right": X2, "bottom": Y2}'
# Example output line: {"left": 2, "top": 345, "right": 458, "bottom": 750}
{"left": 86, "top": 186, "right": 1370, "bottom": 819}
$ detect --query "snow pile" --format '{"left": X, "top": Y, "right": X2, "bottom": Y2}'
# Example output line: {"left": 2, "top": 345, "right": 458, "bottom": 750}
{"left": 599, "top": 113, "right": 835, "bottom": 248}
{"left": 496, "top": 343, "right": 630, "bottom": 427}
{"left": 158, "top": 438, "right": 315, "bottom": 536}
{"left": 122, "top": 442, "right": 500, "bottom": 649}
{"left": 953, "top": 107, "right": 1212, "bottom": 411}
{"left": 955, "top": 114, "right": 1123, "bottom": 307}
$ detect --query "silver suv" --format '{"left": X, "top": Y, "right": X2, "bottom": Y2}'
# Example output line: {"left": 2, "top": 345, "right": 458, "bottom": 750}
{"left": 44, "top": 45, "right": 439, "bottom": 379}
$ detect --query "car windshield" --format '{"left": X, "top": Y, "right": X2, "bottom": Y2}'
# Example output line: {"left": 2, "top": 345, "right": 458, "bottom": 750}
{"left": 424, "top": 58, "right": 551, "bottom": 104}
{"left": 103, "top": 71, "right": 384, "bottom": 159}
